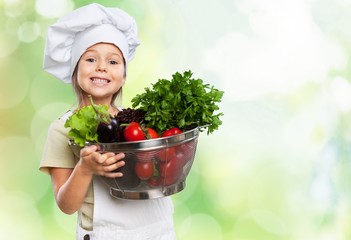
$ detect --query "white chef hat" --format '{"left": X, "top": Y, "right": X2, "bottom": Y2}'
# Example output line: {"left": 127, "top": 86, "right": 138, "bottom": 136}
{"left": 43, "top": 3, "right": 141, "bottom": 83}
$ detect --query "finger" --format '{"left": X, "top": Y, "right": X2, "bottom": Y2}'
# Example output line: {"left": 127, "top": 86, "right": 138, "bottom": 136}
{"left": 102, "top": 153, "right": 125, "bottom": 166}
{"left": 103, "top": 171, "right": 123, "bottom": 178}
{"left": 80, "top": 145, "right": 98, "bottom": 157}
{"left": 103, "top": 160, "right": 125, "bottom": 172}
{"left": 115, "top": 152, "right": 125, "bottom": 161}
{"left": 94, "top": 152, "right": 115, "bottom": 164}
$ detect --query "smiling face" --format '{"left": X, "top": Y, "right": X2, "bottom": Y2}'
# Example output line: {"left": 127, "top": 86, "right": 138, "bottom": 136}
{"left": 75, "top": 43, "right": 125, "bottom": 108}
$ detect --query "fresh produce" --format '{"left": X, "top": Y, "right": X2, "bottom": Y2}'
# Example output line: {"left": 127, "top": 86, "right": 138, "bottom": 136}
{"left": 115, "top": 108, "right": 146, "bottom": 124}
{"left": 158, "top": 158, "right": 182, "bottom": 177}
{"left": 147, "top": 176, "right": 160, "bottom": 187}
{"left": 65, "top": 70, "right": 223, "bottom": 149}
{"left": 157, "top": 153, "right": 184, "bottom": 186}
{"left": 147, "top": 128, "right": 158, "bottom": 139}
{"left": 160, "top": 174, "right": 179, "bottom": 186}
{"left": 161, "top": 127, "right": 182, "bottom": 137}
{"left": 65, "top": 97, "right": 122, "bottom": 146}
{"left": 96, "top": 114, "right": 122, "bottom": 143}
{"left": 156, "top": 147, "right": 176, "bottom": 163}
{"left": 135, "top": 160, "right": 154, "bottom": 180}
{"left": 123, "top": 122, "right": 145, "bottom": 141}
{"left": 123, "top": 122, "right": 158, "bottom": 142}
{"left": 131, "top": 70, "right": 224, "bottom": 134}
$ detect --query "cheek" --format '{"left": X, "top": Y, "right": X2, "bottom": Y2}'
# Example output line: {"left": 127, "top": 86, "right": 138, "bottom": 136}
{"left": 113, "top": 69, "right": 126, "bottom": 84}
{"left": 75, "top": 64, "right": 86, "bottom": 85}
{"left": 76, "top": 73, "right": 84, "bottom": 87}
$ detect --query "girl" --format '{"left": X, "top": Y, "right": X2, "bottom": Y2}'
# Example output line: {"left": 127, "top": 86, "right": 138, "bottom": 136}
{"left": 40, "top": 3, "right": 176, "bottom": 240}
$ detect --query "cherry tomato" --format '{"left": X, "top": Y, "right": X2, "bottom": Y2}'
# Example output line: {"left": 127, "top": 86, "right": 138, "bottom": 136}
{"left": 155, "top": 147, "right": 176, "bottom": 163}
{"left": 172, "top": 151, "right": 188, "bottom": 167}
{"left": 175, "top": 140, "right": 196, "bottom": 164}
{"left": 158, "top": 154, "right": 183, "bottom": 178}
{"left": 135, "top": 160, "right": 154, "bottom": 180}
{"left": 147, "top": 176, "right": 160, "bottom": 187}
{"left": 146, "top": 128, "right": 158, "bottom": 139}
{"left": 159, "top": 174, "right": 179, "bottom": 186}
{"left": 123, "top": 122, "right": 145, "bottom": 141}
{"left": 161, "top": 127, "right": 182, "bottom": 138}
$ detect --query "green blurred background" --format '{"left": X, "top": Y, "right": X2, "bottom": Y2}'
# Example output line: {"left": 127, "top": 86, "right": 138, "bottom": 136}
{"left": 2, "top": 0, "right": 351, "bottom": 239}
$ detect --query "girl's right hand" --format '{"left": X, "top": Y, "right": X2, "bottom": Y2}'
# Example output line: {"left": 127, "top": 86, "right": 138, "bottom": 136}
{"left": 78, "top": 145, "right": 125, "bottom": 178}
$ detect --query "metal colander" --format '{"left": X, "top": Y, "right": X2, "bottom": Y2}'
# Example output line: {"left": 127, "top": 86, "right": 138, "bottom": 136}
{"left": 69, "top": 127, "right": 200, "bottom": 200}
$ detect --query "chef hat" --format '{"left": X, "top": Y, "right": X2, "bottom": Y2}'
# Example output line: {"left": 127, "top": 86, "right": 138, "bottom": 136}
{"left": 43, "top": 3, "right": 141, "bottom": 83}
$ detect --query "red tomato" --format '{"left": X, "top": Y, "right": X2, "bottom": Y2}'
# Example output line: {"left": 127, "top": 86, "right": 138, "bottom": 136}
{"left": 146, "top": 128, "right": 158, "bottom": 139}
{"left": 175, "top": 141, "right": 196, "bottom": 164}
{"left": 155, "top": 147, "right": 176, "bottom": 163}
{"left": 159, "top": 174, "right": 179, "bottom": 186}
{"left": 172, "top": 151, "right": 188, "bottom": 167}
{"left": 135, "top": 160, "right": 154, "bottom": 180}
{"left": 161, "top": 127, "right": 182, "bottom": 138}
{"left": 147, "top": 176, "right": 160, "bottom": 187}
{"left": 123, "top": 122, "right": 145, "bottom": 141}
{"left": 158, "top": 154, "right": 184, "bottom": 178}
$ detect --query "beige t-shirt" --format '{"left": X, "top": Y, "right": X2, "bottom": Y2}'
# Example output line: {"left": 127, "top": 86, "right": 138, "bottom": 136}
{"left": 40, "top": 111, "right": 94, "bottom": 230}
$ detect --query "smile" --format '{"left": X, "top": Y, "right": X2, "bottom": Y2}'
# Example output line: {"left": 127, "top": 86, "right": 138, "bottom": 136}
{"left": 91, "top": 78, "right": 110, "bottom": 84}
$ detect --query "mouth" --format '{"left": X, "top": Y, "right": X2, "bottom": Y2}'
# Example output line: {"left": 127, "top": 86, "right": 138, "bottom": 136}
{"left": 90, "top": 77, "right": 111, "bottom": 84}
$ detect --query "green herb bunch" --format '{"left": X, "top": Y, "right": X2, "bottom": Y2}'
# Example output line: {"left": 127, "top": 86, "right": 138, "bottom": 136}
{"left": 131, "top": 70, "right": 224, "bottom": 134}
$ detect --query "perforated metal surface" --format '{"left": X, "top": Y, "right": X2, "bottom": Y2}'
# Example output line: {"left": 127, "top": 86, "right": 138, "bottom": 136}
{"left": 69, "top": 127, "right": 200, "bottom": 199}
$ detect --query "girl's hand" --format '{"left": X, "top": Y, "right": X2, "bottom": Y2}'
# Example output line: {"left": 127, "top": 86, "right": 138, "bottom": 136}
{"left": 79, "top": 145, "right": 125, "bottom": 178}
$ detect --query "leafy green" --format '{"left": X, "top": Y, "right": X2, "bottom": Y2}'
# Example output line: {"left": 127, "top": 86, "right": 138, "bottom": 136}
{"left": 64, "top": 104, "right": 110, "bottom": 146}
{"left": 131, "top": 70, "right": 224, "bottom": 134}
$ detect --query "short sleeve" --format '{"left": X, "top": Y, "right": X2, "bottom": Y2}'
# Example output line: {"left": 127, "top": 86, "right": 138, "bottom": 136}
{"left": 40, "top": 118, "right": 78, "bottom": 174}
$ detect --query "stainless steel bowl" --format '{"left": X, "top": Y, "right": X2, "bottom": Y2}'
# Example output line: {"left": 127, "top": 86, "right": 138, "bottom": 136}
{"left": 69, "top": 127, "right": 200, "bottom": 200}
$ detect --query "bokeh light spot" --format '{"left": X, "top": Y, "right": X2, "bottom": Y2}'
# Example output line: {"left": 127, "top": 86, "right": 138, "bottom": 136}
{"left": 30, "top": 71, "right": 75, "bottom": 111}
{"left": 17, "top": 21, "right": 41, "bottom": 42}
{"left": 251, "top": 209, "right": 289, "bottom": 236}
{"left": 0, "top": 16, "right": 20, "bottom": 58}
{"left": 35, "top": 0, "right": 74, "bottom": 18}
{"left": 178, "top": 213, "right": 222, "bottom": 240}
{"left": 0, "top": 58, "right": 29, "bottom": 109}
{"left": 330, "top": 76, "right": 351, "bottom": 112}
{"left": 0, "top": 136, "right": 51, "bottom": 201}
{"left": 52, "top": 201, "right": 76, "bottom": 237}
{"left": 3, "top": 0, "right": 27, "bottom": 18}
{"left": 0, "top": 190, "right": 43, "bottom": 239}
{"left": 30, "top": 102, "right": 72, "bottom": 157}
{"left": 232, "top": 211, "right": 285, "bottom": 240}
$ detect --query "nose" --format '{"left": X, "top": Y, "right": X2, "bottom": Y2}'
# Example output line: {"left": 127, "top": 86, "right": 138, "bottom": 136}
{"left": 96, "top": 62, "right": 107, "bottom": 72}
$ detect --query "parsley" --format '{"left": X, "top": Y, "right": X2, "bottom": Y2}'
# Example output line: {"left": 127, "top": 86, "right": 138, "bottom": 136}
{"left": 131, "top": 70, "right": 224, "bottom": 134}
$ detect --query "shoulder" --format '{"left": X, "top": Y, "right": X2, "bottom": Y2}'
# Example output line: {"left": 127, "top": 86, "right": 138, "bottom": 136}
{"left": 40, "top": 110, "right": 77, "bottom": 174}
{"left": 47, "top": 110, "right": 73, "bottom": 136}
{"left": 59, "top": 110, "right": 73, "bottom": 122}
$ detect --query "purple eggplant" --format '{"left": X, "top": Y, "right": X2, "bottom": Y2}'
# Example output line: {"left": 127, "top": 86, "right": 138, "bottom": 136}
{"left": 97, "top": 117, "right": 123, "bottom": 143}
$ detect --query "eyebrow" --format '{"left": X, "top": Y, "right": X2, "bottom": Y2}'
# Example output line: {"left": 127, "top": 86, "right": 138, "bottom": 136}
{"left": 83, "top": 49, "right": 123, "bottom": 59}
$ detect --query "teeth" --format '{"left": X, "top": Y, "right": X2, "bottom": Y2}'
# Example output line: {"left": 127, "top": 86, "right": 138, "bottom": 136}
{"left": 91, "top": 78, "right": 109, "bottom": 83}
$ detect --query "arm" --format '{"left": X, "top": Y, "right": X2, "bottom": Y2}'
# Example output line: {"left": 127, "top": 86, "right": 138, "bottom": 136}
{"left": 50, "top": 145, "right": 125, "bottom": 214}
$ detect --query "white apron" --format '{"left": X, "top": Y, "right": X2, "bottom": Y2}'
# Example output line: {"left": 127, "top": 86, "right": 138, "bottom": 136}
{"left": 76, "top": 177, "right": 177, "bottom": 240}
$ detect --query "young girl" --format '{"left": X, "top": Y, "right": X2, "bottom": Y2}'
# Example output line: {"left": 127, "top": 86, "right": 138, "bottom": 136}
{"left": 40, "top": 3, "right": 176, "bottom": 240}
